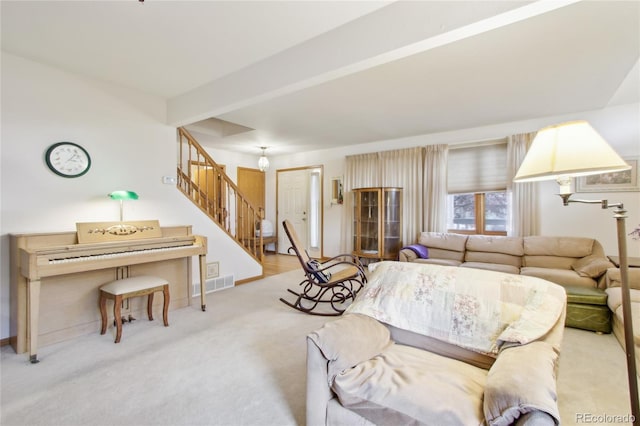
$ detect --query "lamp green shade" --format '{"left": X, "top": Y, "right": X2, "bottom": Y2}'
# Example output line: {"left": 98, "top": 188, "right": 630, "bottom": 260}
{"left": 108, "top": 190, "right": 139, "bottom": 201}
{"left": 108, "top": 190, "right": 139, "bottom": 221}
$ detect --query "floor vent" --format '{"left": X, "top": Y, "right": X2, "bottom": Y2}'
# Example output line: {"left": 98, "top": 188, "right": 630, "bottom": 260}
{"left": 193, "top": 275, "right": 234, "bottom": 297}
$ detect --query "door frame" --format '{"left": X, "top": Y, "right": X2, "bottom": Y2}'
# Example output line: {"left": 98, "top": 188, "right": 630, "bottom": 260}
{"left": 276, "top": 165, "right": 324, "bottom": 259}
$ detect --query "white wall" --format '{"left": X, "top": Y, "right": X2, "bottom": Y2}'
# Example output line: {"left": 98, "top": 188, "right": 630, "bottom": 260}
{"left": 0, "top": 53, "right": 260, "bottom": 340}
{"left": 269, "top": 102, "right": 640, "bottom": 259}
{"left": 2, "top": 51, "right": 638, "bottom": 341}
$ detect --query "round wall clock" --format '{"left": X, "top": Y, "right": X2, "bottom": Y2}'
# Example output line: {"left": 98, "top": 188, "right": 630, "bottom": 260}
{"left": 45, "top": 142, "right": 91, "bottom": 178}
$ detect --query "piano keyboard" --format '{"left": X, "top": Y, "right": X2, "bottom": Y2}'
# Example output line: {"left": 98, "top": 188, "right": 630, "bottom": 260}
{"left": 48, "top": 243, "right": 198, "bottom": 264}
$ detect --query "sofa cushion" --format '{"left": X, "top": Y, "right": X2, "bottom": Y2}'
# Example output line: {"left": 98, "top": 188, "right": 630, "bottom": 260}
{"left": 419, "top": 247, "right": 465, "bottom": 263}
{"left": 419, "top": 232, "right": 468, "bottom": 251}
{"left": 571, "top": 255, "right": 612, "bottom": 278}
{"left": 332, "top": 343, "right": 487, "bottom": 425}
{"left": 466, "top": 235, "right": 524, "bottom": 256}
{"left": 522, "top": 255, "right": 576, "bottom": 270}
{"left": 463, "top": 251, "right": 522, "bottom": 268}
{"left": 524, "top": 236, "right": 594, "bottom": 257}
{"left": 412, "top": 257, "right": 462, "bottom": 267}
{"left": 520, "top": 267, "right": 596, "bottom": 288}
{"left": 605, "top": 287, "right": 640, "bottom": 312}
{"left": 461, "top": 262, "right": 520, "bottom": 275}
{"left": 418, "top": 232, "right": 467, "bottom": 262}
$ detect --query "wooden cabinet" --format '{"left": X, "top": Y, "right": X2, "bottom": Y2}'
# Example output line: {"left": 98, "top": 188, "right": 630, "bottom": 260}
{"left": 352, "top": 187, "right": 402, "bottom": 260}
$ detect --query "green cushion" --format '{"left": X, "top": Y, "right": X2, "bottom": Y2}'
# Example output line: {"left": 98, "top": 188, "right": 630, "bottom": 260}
{"left": 564, "top": 285, "right": 607, "bottom": 306}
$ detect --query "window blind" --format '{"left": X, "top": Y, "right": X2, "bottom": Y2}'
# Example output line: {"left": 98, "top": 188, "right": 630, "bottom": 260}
{"left": 447, "top": 141, "right": 507, "bottom": 194}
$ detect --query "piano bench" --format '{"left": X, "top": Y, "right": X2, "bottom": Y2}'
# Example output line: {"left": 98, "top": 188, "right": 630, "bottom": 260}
{"left": 99, "top": 276, "right": 170, "bottom": 344}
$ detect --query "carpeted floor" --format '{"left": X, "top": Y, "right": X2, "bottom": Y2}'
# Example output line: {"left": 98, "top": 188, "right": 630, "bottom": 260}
{"left": 1, "top": 269, "right": 637, "bottom": 426}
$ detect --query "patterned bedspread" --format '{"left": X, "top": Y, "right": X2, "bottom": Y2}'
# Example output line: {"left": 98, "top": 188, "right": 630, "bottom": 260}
{"left": 346, "top": 261, "right": 565, "bottom": 355}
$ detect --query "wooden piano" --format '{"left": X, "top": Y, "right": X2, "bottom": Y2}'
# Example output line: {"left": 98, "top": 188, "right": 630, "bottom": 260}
{"left": 10, "top": 221, "right": 208, "bottom": 363}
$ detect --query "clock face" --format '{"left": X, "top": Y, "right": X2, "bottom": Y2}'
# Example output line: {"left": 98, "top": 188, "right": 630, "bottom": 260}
{"left": 45, "top": 142, "right": 91, "bottom": 178}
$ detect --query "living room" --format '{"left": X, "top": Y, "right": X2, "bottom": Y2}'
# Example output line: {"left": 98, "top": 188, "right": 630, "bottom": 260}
{"left": 1, "top": 1, "right": 639, "bottom": 424}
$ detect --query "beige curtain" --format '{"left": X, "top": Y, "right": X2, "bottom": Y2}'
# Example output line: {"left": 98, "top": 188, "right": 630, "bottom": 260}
{"left": 507, "top": 132, "right": 538, "bottom": 236}
{"left": 423, "top": 144, "right": 449, "bottom": 232}
{"left": 379, "top": 147, "right": 424, "bottom": 248}
{"left": 341, "top": 153, "right": 380, "bottom": 252}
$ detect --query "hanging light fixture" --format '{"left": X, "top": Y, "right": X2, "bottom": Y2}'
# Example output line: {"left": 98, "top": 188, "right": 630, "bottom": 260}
{"left": 258, "top": 146, "right": 270, "bottom": 172}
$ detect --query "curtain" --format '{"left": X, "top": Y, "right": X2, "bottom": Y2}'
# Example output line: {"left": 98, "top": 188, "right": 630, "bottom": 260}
{"left": 507, "top": 132, "right": 538, "bottom": 236}
{"left": 379, "top": 147, "right": 423, "bottom": 247}
{"left": 423, "top": 144, "right": 449, "bottom": 232}
{"left": 341, "top": 153, "right": 380, "bottom": 252}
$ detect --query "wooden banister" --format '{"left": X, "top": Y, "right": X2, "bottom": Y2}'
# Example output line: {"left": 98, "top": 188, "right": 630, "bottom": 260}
{"left": 177, "top": 127, "right": 265, "bottom": 262}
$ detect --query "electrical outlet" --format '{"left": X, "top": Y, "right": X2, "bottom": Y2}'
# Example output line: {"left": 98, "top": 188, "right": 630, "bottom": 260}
{"left": 207, "top": 262, "right": 219, "bottom": 278}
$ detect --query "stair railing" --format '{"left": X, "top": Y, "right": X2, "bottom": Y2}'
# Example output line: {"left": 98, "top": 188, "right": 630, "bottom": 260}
{"left": 177, "top": 127, "right": 265, "bottom": 262}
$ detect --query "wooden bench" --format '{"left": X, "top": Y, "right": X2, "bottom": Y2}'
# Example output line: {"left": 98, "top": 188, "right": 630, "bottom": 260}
{"left": 99, "top": 276, "right": 170, "bottom": 343}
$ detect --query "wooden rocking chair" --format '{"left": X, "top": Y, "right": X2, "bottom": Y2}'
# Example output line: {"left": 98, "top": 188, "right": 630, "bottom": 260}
{"left": 280, "top": 219, "right": 367, "bottom": 316}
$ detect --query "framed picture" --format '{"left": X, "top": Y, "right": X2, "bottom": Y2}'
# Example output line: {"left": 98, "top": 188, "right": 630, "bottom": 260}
{"left": 576, "top": 158, "right": 639, "bottom": 192}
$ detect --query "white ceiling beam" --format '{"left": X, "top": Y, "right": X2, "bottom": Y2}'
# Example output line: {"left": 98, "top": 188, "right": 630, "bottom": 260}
{"left": 167, "top": 0, "right": 580, "bottom": 126}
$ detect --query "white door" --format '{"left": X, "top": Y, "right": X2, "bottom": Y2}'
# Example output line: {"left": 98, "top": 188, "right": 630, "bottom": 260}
{"left": 277, "top": 168, "right": 322, "bottom": 258}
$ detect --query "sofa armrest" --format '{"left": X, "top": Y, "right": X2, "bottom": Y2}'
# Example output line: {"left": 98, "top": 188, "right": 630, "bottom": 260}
{"left": 606, "top": 267, "right": 640, "bottom": 290}
{"left": 306, "top": 337, "right": 334, "bottom": 426}
{"left": 306, "top": 314, "right": 393, "bottom": 426}
{"left": 484, "top": 342, "right": 560, "bottom": 426}
{"left": 307, "top": 313, "right": 393, "bottom": 383}
{"left": 398, "top": 248, "right": 418, "bottom": 262}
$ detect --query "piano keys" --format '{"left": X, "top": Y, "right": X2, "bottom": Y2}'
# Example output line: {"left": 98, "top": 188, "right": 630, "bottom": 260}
{"left": 10, "top": 223, "right": 208, "bottom": 363}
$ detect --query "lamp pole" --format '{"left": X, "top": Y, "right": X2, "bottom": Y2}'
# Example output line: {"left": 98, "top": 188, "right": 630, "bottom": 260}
{"left": 559, "top": 196, "right": 639, "bottom": 424}
{"left": 614, "top": 204, "right": 640, "bottom": 425}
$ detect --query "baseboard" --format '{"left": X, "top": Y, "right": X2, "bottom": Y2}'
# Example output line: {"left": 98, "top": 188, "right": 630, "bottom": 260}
{"left": 1, "top": 337, "right": 11, "bottom": 347}
{"left": 235, "top": 274, "right": 262, "bottom": 285}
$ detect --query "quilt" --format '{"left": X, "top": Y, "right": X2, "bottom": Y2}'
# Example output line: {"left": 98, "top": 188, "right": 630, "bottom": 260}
{"left": 346, "top": 261, "right": 565, "bottom": 355}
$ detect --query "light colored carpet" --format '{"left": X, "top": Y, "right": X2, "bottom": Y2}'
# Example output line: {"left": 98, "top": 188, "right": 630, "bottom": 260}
{"left": 1, "top": 269, "right": 637, "bottom": 426}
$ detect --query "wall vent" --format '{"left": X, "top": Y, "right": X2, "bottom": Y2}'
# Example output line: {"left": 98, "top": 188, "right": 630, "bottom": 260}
{"left": 192, "top": 274, "right": 234, "bottom": 297}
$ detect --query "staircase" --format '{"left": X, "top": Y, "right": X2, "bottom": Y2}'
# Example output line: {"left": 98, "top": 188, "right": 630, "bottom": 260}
{"left": 177, "top": 127, "right": 265, "bottom": 263}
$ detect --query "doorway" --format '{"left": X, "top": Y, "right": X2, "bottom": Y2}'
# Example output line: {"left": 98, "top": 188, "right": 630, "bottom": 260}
{"left": 277, "top": 166, "right": 323, "bottom": 259}
{"left": 190, "top": 162, "right": 226, "bottom": 224}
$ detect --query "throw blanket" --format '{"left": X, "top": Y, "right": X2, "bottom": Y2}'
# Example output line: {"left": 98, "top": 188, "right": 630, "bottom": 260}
{"left": 346, "top": 261, "right": 565, "bottom": 355}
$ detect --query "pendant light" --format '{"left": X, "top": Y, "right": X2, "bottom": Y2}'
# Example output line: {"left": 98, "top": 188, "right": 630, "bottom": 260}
{"left": 258, "top": 146, "right": 270, "bottom": 172}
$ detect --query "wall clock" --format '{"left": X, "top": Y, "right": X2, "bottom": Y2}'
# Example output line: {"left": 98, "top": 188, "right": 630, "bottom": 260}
{"left": 45, "top": 142, "right": 91, "bottom": 178}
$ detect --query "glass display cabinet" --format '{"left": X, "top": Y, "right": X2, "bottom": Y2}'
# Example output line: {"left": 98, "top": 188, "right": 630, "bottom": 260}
{"left": 352, "top": 187, "right": 403, "bottom": 261}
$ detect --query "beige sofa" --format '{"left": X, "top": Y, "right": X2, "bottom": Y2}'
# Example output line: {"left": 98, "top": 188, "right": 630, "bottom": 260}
{"left": 307, "top": 261, "right": 567, "bottom": 426}
{"left": 399, "top": 232, "right": 613, "bottom": 290}
{"left": 605, "top": 268, "right": 640, "bottom": 373}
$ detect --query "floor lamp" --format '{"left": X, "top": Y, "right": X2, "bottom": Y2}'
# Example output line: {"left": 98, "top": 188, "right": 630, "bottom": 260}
{"left": 513, "top": 120, "right": 638, "bottom": 425}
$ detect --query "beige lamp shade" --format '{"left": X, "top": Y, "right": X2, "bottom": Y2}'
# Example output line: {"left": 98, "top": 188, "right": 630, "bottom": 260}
{"left": 513, "top": 120, "right": 630, "bottom": 182}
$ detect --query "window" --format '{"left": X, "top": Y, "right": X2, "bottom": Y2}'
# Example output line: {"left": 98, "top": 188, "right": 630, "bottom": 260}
{"left": 447, "top": 192, "right": 508, "bottom": 235}
{"left": 446, "top": 141, "right": 509, "bottom": 235}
